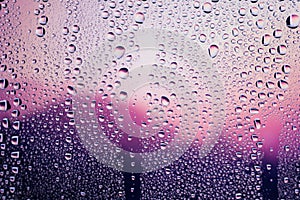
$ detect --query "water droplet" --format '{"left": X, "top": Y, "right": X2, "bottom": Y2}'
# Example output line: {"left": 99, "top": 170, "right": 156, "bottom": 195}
{"left": 161, "top": 96, "right": 170, "bottom": 107}
{"left": 277, "top": 45, "right": 287, "bottom": 55}
{"left": 62, "top": 27, "right": 69, "bottom": 35}
{"left": 68, "top": 44, "right": 76, "bottom": 53}
{"left": 278, "top": 80, "right": 289, "bottom": 90}
{"left": 11, "top": 110, "right": 20, "bottom": 117}
{"left": 101, "top": 10, "right": 109, "bottom": 19}
{"left": 202, "top": 2, "right": 212, "bottom": 13}
{"left": 119, "top": 91, "right": 128, "bottom": 100}
{"left": 282, "top": 65, "right": 291, "bottom": 74}
{"left": 118, "top": 68, "right": 129, "bottom": 79}
{"left": 254, "top": 119, "right": 261, "bottom": 129}
{"left": 199, "top": 34, "right": 207, "bottom": 43}
{"left": 2, "top": 118, "right": 9, "bottom": 128}
{"left": 235, "top": 107, "right": 242, "bottom": 113}
{"left": 238, "top": 8, "right": 246, "bottom": 16}
{"left": 11, "top": 136, "right": 19, "bottom": 145}
{"left": 256, "top": 19, "right": 265, "bottom": 29}
{"left": 249, "top": 108, "right": 259, "bottom": 114}
{"left": 286, "top": 14, "right": 300, "bottom": 29}
{"left": 193, "top": 1, "right": 200, "bottom": 8}
{"left": 250, "top": 7, "right": 259, "bottom": 16}
{"left": 67, "top": 86, "right": 77, "bottom": 95}
{"left": 169, "top": 62, "right": 177, "bottom": 70}
{"left": 158, "top": 131, "right": 165, "bottom": 138}
{"left": 114, "top": 46, "right": 125, "bottom": 59}
{"left": 35, "top": 27, "right": 45, "bottom": 37}
{"left": 277, "top": 94, "right": 284, "bottom": 101}
{"left": 266, "top": 81, "right": 275, "bottom": 89}
{"left": 11, "top": 151, "right": 19, "bottom": 159}
{"left": 262, "top": 34, "right": 271, "bottom": 46}
{"left": 208, "top": 44, "right": 219, "bottom": 58}
{"left": 72, "top": 25, "right": 80, "bottom": 33}
{"left": 107, "top": 32, "right": 116, "bottom": 41}
{"left": 256, "top": 80, "right": 263, "bottom": 88}
{"left": 235, "top": 193, "right": 242, "bottom": 199}
{"left": 0, "top": 78, "right": 8, "bottom": 89}
{"left": 232, "top": 28, "right": 239, "bottom": 37}
{"left": 39, "top": 15, "right": 48, "bottom": 25}
{"left": 0, "top": 100, "right": 11, "bottom": 111}
{"left": 13, "top": 98, "right": 21, "bottom": 106}
{"left": 273, "top": 29, "right": 282, "bottom": 38}
{"left": 65, "top": 152, "right": 72, "bottom": 160}
{"left": 75, "top": 57, "right": 83, "bottom": 65}
{"left": 134, "top": 12, "right": 145, "bottom": 24}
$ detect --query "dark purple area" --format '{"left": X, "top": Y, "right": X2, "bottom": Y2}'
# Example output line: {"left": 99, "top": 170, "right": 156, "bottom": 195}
{"left": 0, "top": 105, "right": 284, "bottom": 199}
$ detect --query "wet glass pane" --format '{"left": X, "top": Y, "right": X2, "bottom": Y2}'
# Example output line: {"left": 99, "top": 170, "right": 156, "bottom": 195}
{"left": 0, "top": 0, "right": 299, "bottom": 199}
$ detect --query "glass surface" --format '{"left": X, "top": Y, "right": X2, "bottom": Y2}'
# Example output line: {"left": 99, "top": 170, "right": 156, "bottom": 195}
{"left": 0, "top": 0, "right": 299, "bottom": 199}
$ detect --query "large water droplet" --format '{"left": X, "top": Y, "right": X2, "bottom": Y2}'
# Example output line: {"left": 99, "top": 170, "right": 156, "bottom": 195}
{"left": 67, "top": 86, "right": 77, "bottom": 95}
{"left": 199, "top": 34, "right": 207, "bottom": 43}
{"left": 39, "top": 15, "right": 48, "bottom": 25}
{"left": 277, "top": 45, "right": 287, "bottom": 55}
{"left": 119, "top": 91, "right": 128, "bottom": 100}
{"left": 262, "top": 34, "right": 271, "bottom": 46}
{"left": 72, "top": 25, "right": 80, "bottom": 33}
{"left": 35, "top": 27, "right": 45, "bottom": 37}
{"left": 256, "top": 19, "right": 265, "bottom": 29}
{"left": 0, "top": 78, "right": 8, "bottom": 89}
{"left": 68, "top": 44, "right": 76, "bottom": 53}
{"left": 273, "top": 29, "right": 282, "bottom": 38}
{"left": 278, "top": 80, "right": 289, "bottom": 90}
{"left": 118, "top": 68, "right": 129, "bottom": 79}
{"left": 286, "top": 14, "right": 300, "bottom": 29}
{"left": 134, "top": 12, "right": 145, "bottom": 24}
{"left": 282, "top": 65, "right": 291, "bottom": 74}
{"left": 254, "top": 119, "right": 261, "bottom": 129}
{"left": 208, "top": 44, "right": 219, "bottom": 58}
{"left": 114, "top": 46, "right": 125, "bottom": 59}
{"left": 161, "top": 96, "right": 170, "bottom": 107}
{"left": 107, "top": 32, "right": 116, "bottom": 41}
{"left": 0, "top": 100, "right": 11, "bottom": 111}
{"left": 202, "top": 2, "right": 212, "bottom": 13}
